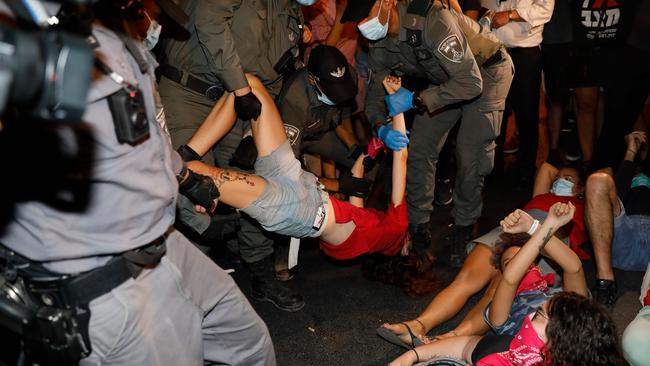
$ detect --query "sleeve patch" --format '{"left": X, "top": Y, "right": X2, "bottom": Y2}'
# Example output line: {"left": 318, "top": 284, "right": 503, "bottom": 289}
{"left": 437, "top": 34, "right": 464, "bottom": 63}
{"left": 284, "top": 124, "right": 301, "bottom": 146}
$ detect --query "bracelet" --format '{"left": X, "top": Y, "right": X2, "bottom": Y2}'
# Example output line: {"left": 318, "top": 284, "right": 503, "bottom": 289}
{"left": 527, "top": 219, "right": 540, "bottom": 235}
{"left": 412, "top": 348, "right": 420, "bottom": 363}
{"left": 627, "top": 148, "right": 638, "bottom": 155}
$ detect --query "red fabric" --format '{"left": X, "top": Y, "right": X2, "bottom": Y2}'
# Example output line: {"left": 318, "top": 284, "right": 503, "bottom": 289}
{"left": 367, "top": 137, "right": 384, "bottom": 158}
{"left": 643, "top": 287, "right": 650, "bottom": 306}
{"left": 477, "top": 317, "right": 546, "bottom": 366}
{"left": 319, "top": 197, "right": 408, "bottom": 260}
{"left": 524, "top": 193, "right": 589, "bottom": 260}
{"left": 516, "top": 266, "right": 555, "bottom": 296}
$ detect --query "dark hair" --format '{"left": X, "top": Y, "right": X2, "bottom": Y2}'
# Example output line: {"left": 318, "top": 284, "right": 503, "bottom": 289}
{"left": 542, "top": 292, "right": 626, "bottom": 366}
{"left": 490, "top": 233, "right": 530, "bottom": 271}
{"left": 362, "top": 252, "right": 439, "bottom": 297}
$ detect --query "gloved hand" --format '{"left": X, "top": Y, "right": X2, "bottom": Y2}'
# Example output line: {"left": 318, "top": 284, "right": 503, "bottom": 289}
{"left": 177, "top": 165, "right": 220, "bottom": 214}
{"left": 177, "top": 144, "right": 201, "bottom": 162}
{"left": 229, "top": 136, "right": 258, "bottom": 170}
{"left": 338, "top": 171, "right": 371, "bottom": 199}
{"left": 234, "top": 91, "right": 262, "bottom": 121}
{"left": 378, "top": 124, "right": 409, "bottom": 151}
{"left": 347, "top": 144, "right": 368, "bottom": 161}
{"left": 384, "top": 87, "right": 414, "bottom": 116}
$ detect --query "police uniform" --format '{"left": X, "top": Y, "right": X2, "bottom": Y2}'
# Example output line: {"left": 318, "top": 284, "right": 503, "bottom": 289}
{"left": 0, "top": 24, "right": 274, "bottom": 365}
{"left": 158, "top": 0, "right": 302, "bottom": 263}
{"left": 365, "top": 0, "right": 482, "bottom": 227}
{"left": 277, "top": 68, "right": 355, "bottom": 168}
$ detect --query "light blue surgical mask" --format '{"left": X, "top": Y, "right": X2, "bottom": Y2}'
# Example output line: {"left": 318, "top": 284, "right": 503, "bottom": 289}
{"left": 631, "top": 173, "right": 650, "bottom": 189}
{"left": 144, "top": 12, "right": 162, "bottom": 50}
{"left": 295, "top": 0, "right": 317, "bottom": 5}
{"left": 550, "top": 177, "right": 575, "bottom": 197}
{"left": 313, "top": 83, "right": 336, "bottom": 105}
{"left": 358, "top": 0, "right": 390, "bottom": 40}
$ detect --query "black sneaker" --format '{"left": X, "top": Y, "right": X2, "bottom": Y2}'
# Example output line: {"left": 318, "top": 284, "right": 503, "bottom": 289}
{"left": 408, "top": 223, "right": 432, "bottom": 255}
{"left": 593, "top": 279, "right": 618, "bottom": 311}
{"left": 434, "top": 178, "right": 454, "bottom": 206}
{"left": 448, "top": 224, "right": 475, "bottom": 268}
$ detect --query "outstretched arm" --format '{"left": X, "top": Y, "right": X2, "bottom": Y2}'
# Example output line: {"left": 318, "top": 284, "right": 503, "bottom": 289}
{"left": 382, "top": 76, "right": 408, "bottom": 206}
{"left": 489, "top": 202, "right": 585, "bottom": 327}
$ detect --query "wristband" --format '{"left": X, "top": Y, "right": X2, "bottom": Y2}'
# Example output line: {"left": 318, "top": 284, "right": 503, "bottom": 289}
{"left": 527, "top": 219, "right": 540, "bottom": 235}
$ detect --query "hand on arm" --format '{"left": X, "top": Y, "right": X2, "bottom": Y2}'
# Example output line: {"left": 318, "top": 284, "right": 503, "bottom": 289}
{"left": 624, "top": 131, "right": 646, "bottom": 161}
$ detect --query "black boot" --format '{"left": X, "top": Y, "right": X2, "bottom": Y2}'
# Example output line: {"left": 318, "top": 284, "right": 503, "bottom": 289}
{"left": 448, "top": 224, "right": 476, "bottom": 268}
{"left": 408, "top": 223, "right": 432, "bottom": 256}
{"left": 593, "top": 279, "right": 618, "bottom": 311}
{"left": 248, "top": 255, "right": 305, "bottom": 312}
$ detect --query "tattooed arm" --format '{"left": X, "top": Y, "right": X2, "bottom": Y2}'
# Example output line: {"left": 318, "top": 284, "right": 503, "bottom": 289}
{"left": 187, "top": 160, "right": 266, "bottom": 210}
{"left": 488, "top": 202, "right": 585, "bottom": 327}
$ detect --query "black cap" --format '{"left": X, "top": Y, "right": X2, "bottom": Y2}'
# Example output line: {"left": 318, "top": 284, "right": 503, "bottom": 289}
{"left": 340, "top": 0, "right": 375, "bottom": 23}
{"left": 307, "top": 45, "right": 357, "bottom": 105}
{"left": 155, "top": 0, "right": 189, "bottom": 26}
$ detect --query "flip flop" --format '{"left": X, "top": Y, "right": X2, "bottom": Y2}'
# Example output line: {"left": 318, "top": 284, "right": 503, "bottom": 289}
{"left": 376, "top": 323, "right": 424, "bottom": 350}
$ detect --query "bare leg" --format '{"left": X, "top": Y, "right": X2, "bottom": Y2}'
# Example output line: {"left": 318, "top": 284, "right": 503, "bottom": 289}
{"left": 187, "top": 93, "right": 237, "bottom": 156}
{"left": 382, "top": 245, "right": 497, "bottom": 343}
{"left": 448, "top": 273, "right": 501, "bottom": 337}
{"left": 575, "top": 87, "right": 599, "bottom": 162}
{"left": 389, "top": 335, "right": 481, "bottom": 366}
{"left": 246, "top": 75, "right": 287, "bottom": 157}
{"left": 585, "top": 171, "right": 621, "bottom": 281}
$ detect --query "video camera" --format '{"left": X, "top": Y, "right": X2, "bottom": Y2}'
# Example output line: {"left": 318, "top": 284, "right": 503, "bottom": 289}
{"left": 0, "top": 0, "right": 95, "bottom": 123}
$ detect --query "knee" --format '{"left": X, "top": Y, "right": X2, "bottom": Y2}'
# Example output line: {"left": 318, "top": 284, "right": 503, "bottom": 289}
{"left": 586, "top": 172, "right": 614, "bottom": 198}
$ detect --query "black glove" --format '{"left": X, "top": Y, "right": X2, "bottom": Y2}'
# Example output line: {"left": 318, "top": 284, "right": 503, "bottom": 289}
{"left": 229, "top": 136, "right": 258, "bottom": 170}
{"left": 347, "top": 144, "right": 368, "bottom": 161}
{"left": 177, "top": 165, "right": 220, "bottom": 213}
{"left": 177, "top": 144, "right": 201, "bottom": 162}
{"left": 338, "top": 171, "right": 371, "bottom": 199}
{"left": 234, "top": 91, "right": 262, "bottom": 121}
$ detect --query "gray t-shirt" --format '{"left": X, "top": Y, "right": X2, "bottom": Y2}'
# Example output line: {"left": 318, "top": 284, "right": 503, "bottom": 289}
{"left": 0, "top": 24, "right": 178, "bottom": 274}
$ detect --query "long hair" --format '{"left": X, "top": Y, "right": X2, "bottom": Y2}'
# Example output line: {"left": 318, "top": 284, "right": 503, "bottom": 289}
{"left": 362, "top": 252, "right": 439, "bottom": 297}
{"left": 542, "top": 292, "right": 626, "bottom": 366}
{"left": 490, "top": 232, "right": 530, "bottom": 271}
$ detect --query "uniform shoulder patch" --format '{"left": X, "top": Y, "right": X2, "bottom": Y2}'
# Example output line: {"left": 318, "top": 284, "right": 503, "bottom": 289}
{"left": 437, "top": 34, "right": 464, "bottom": 63}
{"left": 284, "top": 124, "right": 300, "bottom": 146}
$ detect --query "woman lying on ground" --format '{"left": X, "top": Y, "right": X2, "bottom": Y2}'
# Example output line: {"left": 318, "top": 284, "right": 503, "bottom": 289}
{"left": 389, "top": 202, "right": 626, "bottom": 366}
{"left": 185, "top": 74, "right": 413, "bottom": 260}
{"left": 378, "top": 162, "right": 588, "bottom": 347}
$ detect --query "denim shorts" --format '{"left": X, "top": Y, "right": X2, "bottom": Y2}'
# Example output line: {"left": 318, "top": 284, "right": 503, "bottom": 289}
{"left": 242, "top": 141, "right": 329, "bottom": 238}
{"left": 612, "top": 203, "right": 650, "bottom": 272}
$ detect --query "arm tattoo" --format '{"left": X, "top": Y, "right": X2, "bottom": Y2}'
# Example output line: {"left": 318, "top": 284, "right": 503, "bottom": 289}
{"left": 215, "top": 170, "right": 256, "bottom": 188}
{"left": 538, "top": 227, "right": 554, "bottom": 253}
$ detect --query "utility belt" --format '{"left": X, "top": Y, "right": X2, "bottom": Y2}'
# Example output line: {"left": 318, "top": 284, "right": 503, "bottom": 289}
{"left": 0, "top": 234, "right": 168, "bottom": 365}
{"left": 159, "top": 64, "right": 225, "bottom": 101}
{"left": 482, "top": 47, "right": 506, "bottom": 68}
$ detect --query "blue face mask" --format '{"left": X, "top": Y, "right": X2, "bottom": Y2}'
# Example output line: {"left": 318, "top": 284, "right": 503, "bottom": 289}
{"left": 358, "top": 0, "right": 390, "bottom": 40}
{"left": 314, "top": 83, "right": 336, "bottom": 105}
{"left": 550, "top": 177, "right": 575, "bottom": 197}
{"left": 631, "top": 173, "right": 650, "bottom": 189}
{"left": 144, "top": 12, "right": 162, "bottom": 50}
{"left": 295, "top": 0, "right": 317, "bottom": 5}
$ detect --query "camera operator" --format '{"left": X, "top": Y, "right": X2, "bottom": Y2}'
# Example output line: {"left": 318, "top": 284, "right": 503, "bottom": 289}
{"left": 0, "top": 1, "right": 275, "bottom": 365}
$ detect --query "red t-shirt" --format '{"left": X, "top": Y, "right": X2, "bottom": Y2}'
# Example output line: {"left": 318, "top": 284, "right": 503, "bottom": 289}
{"left": 523, "top": 193, "right": 589, "bottom": 260}
{"left": 319, "top": 197, "right": 408, "bottom": 260}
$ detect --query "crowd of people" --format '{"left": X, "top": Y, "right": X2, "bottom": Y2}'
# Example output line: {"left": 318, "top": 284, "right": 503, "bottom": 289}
{"left": 0, "top": 0, "right": 648, "bottom": 365}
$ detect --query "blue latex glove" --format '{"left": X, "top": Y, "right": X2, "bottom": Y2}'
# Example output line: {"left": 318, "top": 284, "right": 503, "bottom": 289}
{"left": 377, "top": 124, "right": 409, "bottom": 151}
{"left": 384, "top": 87, "right": 414, "bottom": 117}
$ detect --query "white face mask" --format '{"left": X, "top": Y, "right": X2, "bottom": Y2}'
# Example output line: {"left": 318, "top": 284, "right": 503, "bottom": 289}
{"left": 358, "top": 0, "right": 390, "bottom": 40}
{"left": 144, "top": 12, "right": 162, "bottom": 50}
{"left": 295, "top": 0, "right": 317, "bottom": 5}
{"left": 550, "top": 177, "right": 575, "bottom": 197}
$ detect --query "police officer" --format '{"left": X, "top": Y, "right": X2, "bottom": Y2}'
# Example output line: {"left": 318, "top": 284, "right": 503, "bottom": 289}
{"left": 0, "top": 1, "right": 275, "bottom": 364}
{"left": 157, "top": 0, "right": 308, "bottom": 312}
{"left": 343, "top": 0, "right": 483, "bottom": 258}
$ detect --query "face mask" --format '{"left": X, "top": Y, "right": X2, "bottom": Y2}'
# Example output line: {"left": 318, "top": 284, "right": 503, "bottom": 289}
{"left": 313, "top": 82, "right": 336, "bottom": 105}
{"left": 631, "top": 173, "right": 650, "bottom": 189}
{"left": 358, "top": 0, "right": 390, "bottom": 40}
{"left": 550, "top": 177, "right": 575, "bottom": 197}
{"left": 296, "top": 0, "right": 317, "bottom": 5}
{"left": 144, "top": 12, "right": 162, "bottom": 50}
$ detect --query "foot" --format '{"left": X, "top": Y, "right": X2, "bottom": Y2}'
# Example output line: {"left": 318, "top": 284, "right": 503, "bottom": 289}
{"left": 434, "top": 178, "right": 453, "bottom": 206}
{"left": 447, "top": 224, "right": 475, "bottom": 268}
{"left": 408, "top": 223, "right": 432, "bottom": 255}
{"left": 593, "top": 278, "right": 618, "bottom": 311}
{"left": 381, "top": 319, "right": 427, "bottom": 347}
{"left": 252, "top": 277, "right": 305, "bottom": 312}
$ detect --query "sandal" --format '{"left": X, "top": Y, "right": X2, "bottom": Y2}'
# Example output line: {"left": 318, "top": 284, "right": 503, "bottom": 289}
{"left": 376, "top": 321, "right": 425, "bottom": 350}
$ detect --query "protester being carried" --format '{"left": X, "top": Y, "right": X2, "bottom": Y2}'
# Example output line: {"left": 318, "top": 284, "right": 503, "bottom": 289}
{"left": 186, "top": 74, "right": 411, "bottom": 260}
